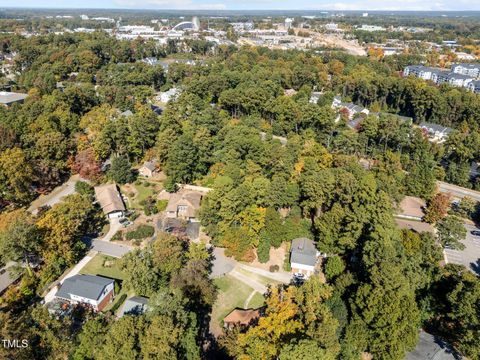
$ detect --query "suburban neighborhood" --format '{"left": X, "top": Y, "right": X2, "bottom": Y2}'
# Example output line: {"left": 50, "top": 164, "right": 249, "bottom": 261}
{"left": 1, "top": 5, "right": 480, "bottom": 360}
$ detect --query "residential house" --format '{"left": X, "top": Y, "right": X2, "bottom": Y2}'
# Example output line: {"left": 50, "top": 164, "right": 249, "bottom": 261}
{"left": 396, "top": 196, "right": 426, "bottom": 221}
{"left": 224, "top": 308, "right": 261, "bottom": 330}
{"left": 309, "top": 91, "right": 322, "bottom": 104}
{"left": 94, "top": 183, "right": 126, "bottom": 219}
{"left": 419, "top": 122, "right": 453, "bottom": 143}
{"left": 156, "top": 88, "right": 180, "bottom": 103}
{"left": 332, "top": 96, "right": 369, "bottom": 120}
{"left": 451, "top": 63, "right": 480, "bottom": 78}
{"left": 0, "top": 91, "right": 28, "bottom": 107}
{"left": 119, "top": 296, "right": 148, "bottom": 317}
{"left": 160, "top": 217, "right": 200, "bottom": 241}
{"left": 161, "top": 189, "right": 203, "bottom": 222}
{"left": 138, "top": 161, "right": 158, "bottom": 178}
{"left": 55, "top": 274, "right": 115, "bottom": 312}
{"left": 284, "top": 88, "right": 297, "bottom": 97}
{"left": 290, "top": 237, "right": 319, "bottom": 278}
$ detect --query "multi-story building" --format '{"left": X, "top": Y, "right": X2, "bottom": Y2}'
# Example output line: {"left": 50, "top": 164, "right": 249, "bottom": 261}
{"left": 451, "top": 63, "right": 480, "bottom": 78}
{"left": 467, "top": 80, "right": 480, "bottom": 93}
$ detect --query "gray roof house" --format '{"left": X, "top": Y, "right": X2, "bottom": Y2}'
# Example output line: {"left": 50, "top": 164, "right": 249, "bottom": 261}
{"left": 0, "top": 91, "right": 28, "bottom": 106}
{"left": 290, "top": 238, "right": 318, "bottom": 277}
{"left": 419, "top": 122, "right": 453, "bottom": 143}
{"left": 119, "top": 296, "right": 148, "bottom": 317}
{"left": 55, "top": 274, "right": 115, "bottom": 312}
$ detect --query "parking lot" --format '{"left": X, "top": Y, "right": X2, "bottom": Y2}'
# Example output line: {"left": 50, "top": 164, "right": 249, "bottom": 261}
{"left": 444, "top": 224, "right": 480, "bottom": 275}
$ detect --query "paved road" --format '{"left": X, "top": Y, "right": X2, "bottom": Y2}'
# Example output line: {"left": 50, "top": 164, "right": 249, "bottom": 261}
{"left": 28, "top": 175, "right": 83, "bottom": 214}
{"left": 437, "top": 181, "right": 480, "bottom": 202}
{"left": 210, "top": 247, "right": 236, "bottom": 278}
{"left": 405, "top": 330, "right": 461, "bottom": 360}
{"left": 444, "top": 224, "right": 480, "bottom": 275}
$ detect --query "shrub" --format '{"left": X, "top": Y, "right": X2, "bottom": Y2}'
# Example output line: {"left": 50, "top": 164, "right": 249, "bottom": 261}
{"left": 324, "top": 256, "right": 346, "bottom": 281}
{"left": 112, "top": 231, "right": 123, "bottom": 241}
{"left": 110, "top": 293, "right": 127, "bottom": 313}
{"left": 156, "top": 199, "right": 168, "bottom": 212}
{"left": 269, "top": 265, "right": 279, "bottom": 273}
{"left": 257, "top": 238, "right": 270, "bottom": 263}
{"left": 75, "top": 181, "right": 94, "bottom": 197}
{"left": 125, "top": 225, "right": 155, "bottom": 241}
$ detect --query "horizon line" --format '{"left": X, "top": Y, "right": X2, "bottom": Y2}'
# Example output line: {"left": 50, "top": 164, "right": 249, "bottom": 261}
{"left": 1, "top": 7, "right": 480, "bottom": 12}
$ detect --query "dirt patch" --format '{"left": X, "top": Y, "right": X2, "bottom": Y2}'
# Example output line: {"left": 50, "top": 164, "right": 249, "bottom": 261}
{"left": 248, "top": 243, "right": 287, "bottom": 271}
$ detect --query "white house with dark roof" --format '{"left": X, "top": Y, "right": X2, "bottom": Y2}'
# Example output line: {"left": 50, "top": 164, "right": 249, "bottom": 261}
{"left": 451, "top": 63, "right": 480, "bottom": 78}
{"left": 290, "top": 238, "right": 319, "bottom": 278}
{"left": 55, "top": 274, "right": 115, "bottom": 312}
{"left": 332, "top": 96, "right": 369, "bottom": 121}
{"left": 419, "top": 122, "right": 453, "bottom": 143}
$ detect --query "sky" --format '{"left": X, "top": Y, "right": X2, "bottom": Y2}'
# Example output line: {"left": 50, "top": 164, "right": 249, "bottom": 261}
{"left": 2, "top": 0, "right": 480, "bottom": 11}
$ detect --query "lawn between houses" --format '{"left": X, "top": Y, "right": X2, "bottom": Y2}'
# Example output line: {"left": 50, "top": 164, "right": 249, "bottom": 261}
{"left": 121, "top": 180, "right": 162, "bottom": 210}
{"left": 210, "top": 274, "right": 266, "bottom": 337}
{"left": 79, "top": 254, "right": 130, "bottom": 313}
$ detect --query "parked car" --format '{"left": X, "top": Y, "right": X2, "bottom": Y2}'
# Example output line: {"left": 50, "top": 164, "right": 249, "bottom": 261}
{"left": 470, "top": 230, "right": 480, "bottom": 236}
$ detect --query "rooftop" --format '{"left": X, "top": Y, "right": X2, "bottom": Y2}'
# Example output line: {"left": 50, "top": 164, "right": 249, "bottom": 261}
{"left": 0, "top": 91, "right": 28, "bottom": 105}
{"left": 120, "top": 296, "right": 148, "bottom": 317}
{"left": 56, "top": 274, "right": 114, "bottom": 301}
{"left": 224, "top": 308, "right": 260, "bottom": 326}
{"left": 94, "top": 183, "right": 126, "bottom": 215}
{"left": 290, "top": 237, "right": 317, "bottom": 267}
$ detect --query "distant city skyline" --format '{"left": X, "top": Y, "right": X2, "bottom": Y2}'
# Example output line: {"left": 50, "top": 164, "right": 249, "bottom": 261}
{"left": 3, "top": 0, "right": 480, "bottom": 11}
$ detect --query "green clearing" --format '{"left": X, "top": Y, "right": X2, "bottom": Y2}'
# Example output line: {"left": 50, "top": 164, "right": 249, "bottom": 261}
{"left": 80, "top": 254, "right": 126, "bottom": 280}
{"left": 212, "top": 275, "right": 254, "bottom": 329}
{"left": 80, "top": 254, "right": 130, "bottom": 313}
{"left": 247, "top": 291, "right": 265, "bottom": 309}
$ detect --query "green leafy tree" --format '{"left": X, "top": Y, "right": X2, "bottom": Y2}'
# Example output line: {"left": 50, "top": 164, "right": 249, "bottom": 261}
{"left": 437, "top": 215, "right": 466, "bottom": 250}
{"left": 108, "top": 155, "right": 135, "bottom": 184}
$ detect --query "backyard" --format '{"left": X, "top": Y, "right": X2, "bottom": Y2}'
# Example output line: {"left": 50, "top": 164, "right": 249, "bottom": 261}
{"left": 121, "top": 180, "right": 163, "bottom": 210}
{"left": 210, "top": 274, "right": 266, "bottom": 337}
{"left": 79, "top": 254, "right": 129, "bottom": 313}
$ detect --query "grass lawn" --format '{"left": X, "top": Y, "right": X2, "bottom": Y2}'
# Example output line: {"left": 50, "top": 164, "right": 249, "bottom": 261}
{"left": 247, "top": 292, "right": 265, "bottom": 309}
{"left": 211, "top": 275, "right": 255, "bottom": 335}
{"left": 80, "top": 254, "right": 126, "bottom": 281}
{"left": 80, "top": 254, "right": 131, "bottom": 313}
{"left": 123, "top": 181, "right": 161, "bottom": 210}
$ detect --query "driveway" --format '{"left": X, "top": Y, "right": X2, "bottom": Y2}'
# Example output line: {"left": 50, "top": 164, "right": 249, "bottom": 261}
{"left": 210, "top": 247, "right": 236, "bottom": 278}
{"left": 405, "top": 330, "right": 461, "bottom": 360}
{"left": 90, "top": 240, "right": 132, "bottom": 258}
{"left": 44, "top": 253, "right": 96, "bottom": 303}
{"left": 444, "top": 224, "right": 480, "bottom": 275}
{"left": 28, "top": 175, "right": 84, "bottom": 214}
{"left": 238, "top": 263, "right": 292, "bottom": 283}
{"left": 101, "top": 218, "right": 122, "bottom": 242}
